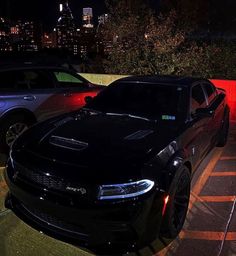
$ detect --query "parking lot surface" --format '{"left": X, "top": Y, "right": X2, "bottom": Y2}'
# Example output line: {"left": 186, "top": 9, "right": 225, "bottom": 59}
{"left": 0, "top": 122, "right": 236, "bottom": 256}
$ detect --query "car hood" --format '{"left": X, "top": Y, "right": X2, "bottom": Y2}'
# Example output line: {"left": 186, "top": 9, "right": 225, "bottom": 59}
{"left": 13, "top": 110, "right": 176, "bottom": 183}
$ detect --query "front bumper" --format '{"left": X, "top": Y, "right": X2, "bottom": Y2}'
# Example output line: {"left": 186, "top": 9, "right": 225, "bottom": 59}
{"left": 4, "top": 163, "right": 164, "bottom": 253}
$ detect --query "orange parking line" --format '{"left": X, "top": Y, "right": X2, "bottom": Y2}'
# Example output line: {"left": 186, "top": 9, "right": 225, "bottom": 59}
{"left": 197, "top": 196, "right": 236, "bottom": 202}
{"left": 220, "top": 156, "right": 236, "bottom": 160}
{"left": 179, "top": 230, "right": 236, "bottom": 241}
{"left": 189, "top": 149, "right": 223, "bottom": 209}
{"left": 211, "top": 172, "right": 236, "bottom": 176}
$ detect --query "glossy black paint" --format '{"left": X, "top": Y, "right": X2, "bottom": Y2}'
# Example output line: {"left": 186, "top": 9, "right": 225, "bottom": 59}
{"left": 5, "top": 76, "right": 229, "bottom": 254}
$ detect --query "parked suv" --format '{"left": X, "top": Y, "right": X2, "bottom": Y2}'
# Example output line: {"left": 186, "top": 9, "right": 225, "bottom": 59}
{"left": 0, "top": 65, "right": 103, "bottom": 152}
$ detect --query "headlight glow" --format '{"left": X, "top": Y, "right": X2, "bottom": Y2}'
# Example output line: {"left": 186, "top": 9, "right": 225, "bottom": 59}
{"left": 98, "top": 179, "right": 155, "bottom": 200}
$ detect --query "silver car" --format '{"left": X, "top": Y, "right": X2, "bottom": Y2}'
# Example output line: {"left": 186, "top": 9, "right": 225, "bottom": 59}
{"left": 0, "top": 66, "right": 103, "bottom": 153}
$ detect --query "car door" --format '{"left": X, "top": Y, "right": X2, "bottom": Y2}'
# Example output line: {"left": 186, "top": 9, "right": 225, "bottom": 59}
{"left": 188, "top": 83, "right": 210, "bottom": 167}
{"left": 202, "top": 82, "right": 225, "bottom": 146}
{"left": 52, "top": 70, "right": 99, "bottom": 112}
{"left": 13, "top": 69, "right": 67, "bottom": 121}
{"left": 0, "top": 69, "right": 57, "bottom": 121}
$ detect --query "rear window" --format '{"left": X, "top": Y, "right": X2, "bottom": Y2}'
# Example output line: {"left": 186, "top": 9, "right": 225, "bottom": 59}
{"left": 53, "top": 71, "right": 86, "bottom": 88}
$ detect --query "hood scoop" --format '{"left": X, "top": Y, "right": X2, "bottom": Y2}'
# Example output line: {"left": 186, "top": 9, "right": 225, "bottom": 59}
{"left": 124, "top": 129, "right": 154, "bottom": 141}
{"left": 49, "top": 136, "right": 88, "bottom": 151}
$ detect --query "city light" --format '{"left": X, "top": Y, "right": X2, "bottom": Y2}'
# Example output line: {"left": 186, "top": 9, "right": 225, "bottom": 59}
{"left": 0, "top": 1, "right": 104, "bottom": 56}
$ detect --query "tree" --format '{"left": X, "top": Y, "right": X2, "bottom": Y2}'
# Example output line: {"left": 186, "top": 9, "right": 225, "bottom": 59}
{"left": 102, "top": 0, "right": 236, "bottom": 79}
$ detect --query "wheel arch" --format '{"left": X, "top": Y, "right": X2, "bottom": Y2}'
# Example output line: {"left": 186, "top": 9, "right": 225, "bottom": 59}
{"left": 0, "top": 108, "right": 37, "bottom": 124}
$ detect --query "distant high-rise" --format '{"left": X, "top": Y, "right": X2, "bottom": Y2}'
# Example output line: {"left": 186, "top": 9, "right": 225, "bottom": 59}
{"left": 56, "top": 0, "right": 76, "bottom": 54}
{"left": 17, "top": 21, "right": 39, "bottom": 52}
{"left": 0, "top": 17, "right": 11, "bottom": 51}
{"left": 83, "top": 8, "right": 94, "bottom": 28}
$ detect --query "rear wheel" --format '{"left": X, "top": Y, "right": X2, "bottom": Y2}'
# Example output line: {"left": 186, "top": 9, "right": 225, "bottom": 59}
{"left": 160, "top": 166, "right": 191, "bottom": 239}
{"left": 0, "top": 114, "right": 34, "bottom": 153}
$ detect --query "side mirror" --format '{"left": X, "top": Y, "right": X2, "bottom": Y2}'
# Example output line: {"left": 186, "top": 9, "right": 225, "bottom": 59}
{"left": 192, "top": 108, "right": 214, "bottom": 118}
{"left": 85, "top": 96, "right": 93, "bottom": 104}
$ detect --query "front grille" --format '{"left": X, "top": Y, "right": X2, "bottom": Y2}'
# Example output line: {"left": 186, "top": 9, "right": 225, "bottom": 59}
{"left": 21, "top": 203, "right": 89, "bottom": 239}
{"left": 15, "top": 162, "right": 67, "bottom": 191}
{"left": 14, "top": 162, "right": 91, "bottom": 199}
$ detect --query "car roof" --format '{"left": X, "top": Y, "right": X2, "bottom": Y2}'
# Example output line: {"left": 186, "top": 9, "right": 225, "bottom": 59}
{"left": 115, "top": 75, "right": 210, "bottom": 87}
{"left": 0, "top": 65, "right": 77, "bottom": 73}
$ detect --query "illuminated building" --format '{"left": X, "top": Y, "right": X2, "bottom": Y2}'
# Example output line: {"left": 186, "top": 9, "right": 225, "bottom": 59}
{"left": 42, "top": 32, "right": 57, "bottom": 49}
{"left": 98, "top": 14, "right": 109, "bottom": 26}
{"left": 56, "top": 0, "right": 76, "bottom": 54}
{"left": 83, "top": 8, "right": 94, "bottom": 28}
{"left": 0, "top": 17, "right": 12, "bottom": 51}
{"left": 96, "top": 14, "right": 112, "bottom": 54}
{"left": 16, "top": 21, "right": 40, "bottom": 52}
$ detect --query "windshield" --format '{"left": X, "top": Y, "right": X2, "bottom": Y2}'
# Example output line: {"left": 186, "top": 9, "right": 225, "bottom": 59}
{"left": 86, "top": 82, "right": 187, "bottom": 120}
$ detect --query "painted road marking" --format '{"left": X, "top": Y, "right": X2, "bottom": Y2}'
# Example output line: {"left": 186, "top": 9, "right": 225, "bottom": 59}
{"left": 179, "top": 231, "right": 236, "bottom": 241}
{"left": 197, "top": 196, "right": 236, "bottom": 202}
{"left": 188, "top": 149, "right": 223, "bottom": 209}
{"left": 220, "top": 156, "right": 236, "bottom": 160}
{"left": 211, "top": 172, "right": 236, "bottom": 176}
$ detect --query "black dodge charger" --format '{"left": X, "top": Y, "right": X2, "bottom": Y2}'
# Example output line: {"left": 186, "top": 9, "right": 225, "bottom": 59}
{"left": 5, "top": 76, "right": 229, "bottom": 253}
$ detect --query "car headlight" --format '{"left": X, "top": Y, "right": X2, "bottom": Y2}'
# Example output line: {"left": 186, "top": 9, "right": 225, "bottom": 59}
{"left": 98, "top": 179, "right": 155, "bottom": 200}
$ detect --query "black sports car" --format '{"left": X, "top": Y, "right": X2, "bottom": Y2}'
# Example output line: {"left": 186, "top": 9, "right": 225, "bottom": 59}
{"left": 4, "top": 76, "right": 229, "bottom": 254}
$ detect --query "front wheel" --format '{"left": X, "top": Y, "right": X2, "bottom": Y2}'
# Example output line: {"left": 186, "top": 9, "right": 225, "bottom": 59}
{"left": 0, "top": 114, "right": 32, "bottom": 153}
{"left": 160, "top": 166, "right": 191, "bottom": 239}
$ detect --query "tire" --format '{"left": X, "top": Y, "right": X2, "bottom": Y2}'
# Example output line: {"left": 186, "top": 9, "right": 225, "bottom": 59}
{"left": 0, "top": 114, "right": 33, "bottom": 154}
{"left": 217, "top": 112, "right": 229, "bottom": 147}
{"left": 160, "top": 166, "right": 191, "bottom": 239}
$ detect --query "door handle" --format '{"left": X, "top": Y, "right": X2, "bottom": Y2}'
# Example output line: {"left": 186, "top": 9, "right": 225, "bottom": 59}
{"left": 209, "top": 110, "right": 215, "bottom": 118}
{"left": 64, "top": 92, "right": 72, "bottom": 97}
{"left": 23, "top": 95, "right": 36, "bottom": 101}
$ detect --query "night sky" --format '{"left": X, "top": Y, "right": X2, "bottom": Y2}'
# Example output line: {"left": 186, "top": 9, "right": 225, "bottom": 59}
{"left": 0, "top": 0, "right": 107, "bottom": 31}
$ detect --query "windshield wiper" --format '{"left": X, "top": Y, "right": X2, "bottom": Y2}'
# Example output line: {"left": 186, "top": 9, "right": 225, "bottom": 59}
{"left": 105, "top": 112, "right": 157, "bottom": 123}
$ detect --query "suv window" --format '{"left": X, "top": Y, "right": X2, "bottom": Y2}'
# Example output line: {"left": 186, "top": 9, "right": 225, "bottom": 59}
{"left": 18, "top": 71, "right": 53, "bottom": 90}
{"left": 202, "top": 83, "right": 217, "bottom": 105}
{"left": 0, "top": 70, "right": 54, "bottom": 90}
{"left": 191, "top": 84, "right": 207, "bottom": 113}
{"left": 0, "top": 71, "right": 19, "bottom": 89}
{"left": 53, "top": 71, "right": 85, "bottom": 88}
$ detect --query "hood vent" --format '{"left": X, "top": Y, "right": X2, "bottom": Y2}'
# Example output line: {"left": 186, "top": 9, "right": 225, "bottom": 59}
{"left": 124, "top": 130, "right": 154, "bottom": 141}
{"left": 50, "top": 136, "right": 88, "bottom": 151}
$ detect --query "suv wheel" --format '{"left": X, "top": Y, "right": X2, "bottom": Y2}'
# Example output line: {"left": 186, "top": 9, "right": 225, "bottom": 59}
{"left": 0, "top": 114, "right": 33, "bottom": 153}
{"left": 160, "top": 166, "right": 191, "bottom": 239}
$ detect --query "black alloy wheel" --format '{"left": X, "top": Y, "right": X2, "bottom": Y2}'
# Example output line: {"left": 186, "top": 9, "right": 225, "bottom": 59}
{"left": 160, "top": 166, "right": 191, "bottom": 239}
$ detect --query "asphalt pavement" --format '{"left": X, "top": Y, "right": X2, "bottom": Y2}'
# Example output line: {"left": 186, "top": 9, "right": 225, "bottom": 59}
{"left": 0, "top": 122, "right": 236, "bottom": 256}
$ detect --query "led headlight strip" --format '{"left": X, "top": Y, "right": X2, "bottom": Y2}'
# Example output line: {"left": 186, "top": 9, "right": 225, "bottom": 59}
{"left": 98, "top": 179, "right": 155, "bottom": 200}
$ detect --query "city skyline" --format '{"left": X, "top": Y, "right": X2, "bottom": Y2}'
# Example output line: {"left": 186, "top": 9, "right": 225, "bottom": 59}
{"left": 0, "top": 0, "right": 107, "bottom": 31}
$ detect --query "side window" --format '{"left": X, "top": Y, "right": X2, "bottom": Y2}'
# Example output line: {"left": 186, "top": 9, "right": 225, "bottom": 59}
{"left": 53, "top": 71, "right": 85, "bottom": 88}
{"left": 16, "top": 71, "right": 54, "bottom": 90}
{"left": 0, "top": 71, "right": 18, "bottom": 90}
{"left": 202, "top": 83, "right": 217, "bottom": 105}
{"left": 191, "top": 84, "right": 207, "bottom": 113}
